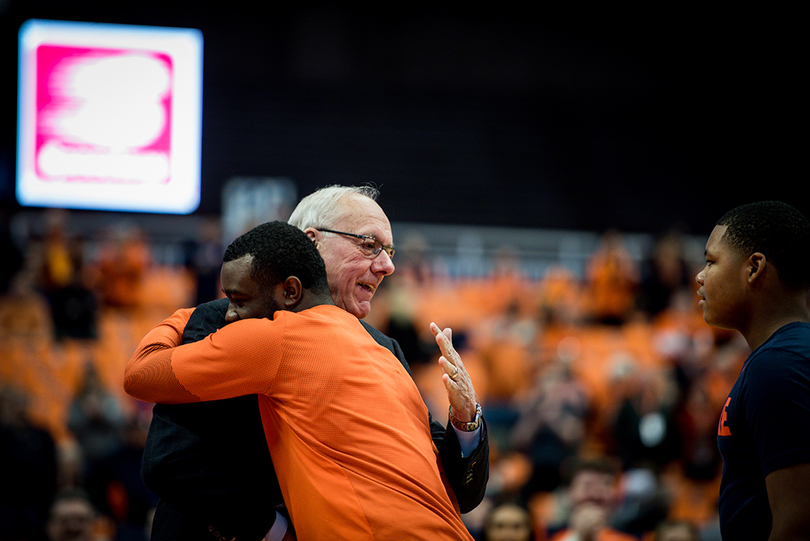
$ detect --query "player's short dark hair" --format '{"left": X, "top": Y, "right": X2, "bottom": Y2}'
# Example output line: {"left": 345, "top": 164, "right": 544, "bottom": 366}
{"left": 223, "top": 221, "right": 330, "bottom": 294}
{"left": 717, "top": 201, "right": 810, "bottom": 290}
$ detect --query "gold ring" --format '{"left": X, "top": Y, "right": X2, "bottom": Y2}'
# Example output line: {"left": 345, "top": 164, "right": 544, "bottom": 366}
{"left": 450, "top": 367, "right": 459, "bottom": 381}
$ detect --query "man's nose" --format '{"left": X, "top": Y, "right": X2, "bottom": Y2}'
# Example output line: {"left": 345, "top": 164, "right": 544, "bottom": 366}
{"left": 225, "top": 304, "right": 240, "bottom": 322}
{"left": 373, "top": 250, "right": 395, "bottom": 276}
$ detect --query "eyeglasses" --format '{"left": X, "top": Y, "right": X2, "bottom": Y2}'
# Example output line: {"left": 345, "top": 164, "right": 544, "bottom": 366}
{"left": 316, "top": 228, "right": 395, "bottom": 259}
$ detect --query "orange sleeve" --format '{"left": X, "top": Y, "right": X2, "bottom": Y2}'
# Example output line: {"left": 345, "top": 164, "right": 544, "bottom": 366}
{"left": 124, "top": 307, "right": 200, "bottom": 404}
{"left": 127, "top": 313, "right": 284, "bottom": 404}
{"left": 168, "top": 317, "right": 284, "bottom": 401}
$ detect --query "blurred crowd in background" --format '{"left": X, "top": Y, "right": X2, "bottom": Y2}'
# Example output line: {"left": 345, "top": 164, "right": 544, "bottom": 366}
{"left": 1, "top": 208, "right": 755, "bottom": 541}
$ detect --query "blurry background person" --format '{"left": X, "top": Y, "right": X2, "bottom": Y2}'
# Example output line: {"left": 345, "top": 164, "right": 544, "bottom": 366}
{"left": 650, "top": 519, "right": 699, "bottom": 541}
{"left": 481, "top": 501, "right": 537, "bottom": 541}
{"left": 45, "top": 488, "right": 101, "bottom": 541}
{"left": 0, "top": 386, "right": 58, "bottom": 541}
{"left": 547, "top": 456, "right": 637, "bottom": 541}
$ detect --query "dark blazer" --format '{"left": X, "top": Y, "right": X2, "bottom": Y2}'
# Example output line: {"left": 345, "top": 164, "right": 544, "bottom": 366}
{"left": 142, "top": 298, "right": 489, "bottom": 541}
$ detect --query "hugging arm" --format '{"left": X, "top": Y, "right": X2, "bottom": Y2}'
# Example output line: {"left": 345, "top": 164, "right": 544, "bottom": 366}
{"left": 124, "top": 308, "right": 199, "bottom": 404}
{"left": 135, "top": 298, "right": 283, "bottom": 541}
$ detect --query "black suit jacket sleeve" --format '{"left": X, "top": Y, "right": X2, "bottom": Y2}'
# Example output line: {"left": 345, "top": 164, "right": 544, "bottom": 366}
{"left": 142, "top": 298, "right": 279, "bottom": 541}
{"left": 359, "top": 320, "right": 489, "bottom": 513}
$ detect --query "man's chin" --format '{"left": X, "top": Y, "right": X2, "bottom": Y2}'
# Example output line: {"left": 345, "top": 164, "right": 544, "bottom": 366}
{"left": 353, "top": 304, "right": 372, "bottom": 320}
{"left": 340, "top": 299, "right": 371, "bottom": 320}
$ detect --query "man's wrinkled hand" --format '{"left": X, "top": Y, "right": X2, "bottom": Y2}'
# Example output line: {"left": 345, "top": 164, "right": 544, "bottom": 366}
{"left": 430, "top": 322, "right": 477, "bottom": 421}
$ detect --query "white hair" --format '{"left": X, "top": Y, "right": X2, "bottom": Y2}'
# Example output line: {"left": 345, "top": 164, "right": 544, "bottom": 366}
{"left": 287, "top": 185, "right": 380, "bottom": 231}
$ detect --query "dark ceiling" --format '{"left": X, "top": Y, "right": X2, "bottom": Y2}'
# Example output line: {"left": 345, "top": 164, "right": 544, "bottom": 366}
{"left": 0, "top": 3, "right": 805, "bottom": 235}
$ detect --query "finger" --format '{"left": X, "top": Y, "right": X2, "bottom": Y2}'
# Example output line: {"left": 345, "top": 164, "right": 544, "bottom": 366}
{"left": 441, "top": 358, "right": 460, "bottom": 381}
{"left": 431, "top": 324, "right": 458, "bottom": 359}
{"left": 430, "top": 322, "right": 453, "bottom": 343}
{"left": 439, "top": 357, "right": 457, "bottom": 379}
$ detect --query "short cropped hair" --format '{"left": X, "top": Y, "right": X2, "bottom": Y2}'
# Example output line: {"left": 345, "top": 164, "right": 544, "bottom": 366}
{"left": 288, "top": 185, "right": 380, "bottom": 231}
{"left": 717, "top": 201, "right": 810, "bottom": 290}
{"left": 223, "top": 221, "right": 330, "bottom": 295}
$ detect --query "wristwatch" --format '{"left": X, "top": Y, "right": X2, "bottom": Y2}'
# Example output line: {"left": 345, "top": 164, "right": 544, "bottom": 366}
{"left": 449, "top": 403, "right": 482, "bottom": 432}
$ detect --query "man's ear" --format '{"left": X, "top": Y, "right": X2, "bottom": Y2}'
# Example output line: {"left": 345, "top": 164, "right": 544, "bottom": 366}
{"left": 282, "top": 276, "right": 304, "bottom": 308}
{"left": 303, "top": 228, "right": 319, "bottom": 249}
{"left": 747, "top": 252, "right": 767, "bottom": 284}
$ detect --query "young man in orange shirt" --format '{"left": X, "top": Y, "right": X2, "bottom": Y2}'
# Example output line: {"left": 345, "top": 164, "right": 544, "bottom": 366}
{"left": 126, "top": 221, "right": 475, "bottom": 540}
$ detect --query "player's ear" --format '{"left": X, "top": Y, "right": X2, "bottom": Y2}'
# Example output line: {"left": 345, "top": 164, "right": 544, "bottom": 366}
{"left": 283, "top": 276, "right": 303, "bottom": 308}
{"left": 747, "top": 252, "right": 766, "bottom": 284}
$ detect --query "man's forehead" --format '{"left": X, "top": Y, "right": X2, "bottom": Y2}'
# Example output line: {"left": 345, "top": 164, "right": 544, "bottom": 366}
{"left": 222, "top": 254, "right": 253, "bottom": 274}
{"left": 705, "top": 225, "right": 728, "bottom": 251}
{"left": 221, "top": 256, "right": 259, "bottom": 292}
{"left": 334, "top": 200, "right": 393, "bottom": 239}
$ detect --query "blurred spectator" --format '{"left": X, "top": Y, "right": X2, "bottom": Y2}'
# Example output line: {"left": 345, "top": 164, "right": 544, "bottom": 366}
{"left": 482, "top": 501, "right": 538, "bottom": 541}
{"left": 536, "top": 266, "right": 583, "bottom": 328}
{"left": 46, "top": 264, "right": 99, "bottom": 341}
{"left": 0, "top": 386, "right": 58, "bottom": 541}
{"left": 672, "top": 379, "right": 722, "bottom": 482}
{"left": 547, "top": 456, "right": 637, "bottom": 541}
{"left": 636, "top": 229, "right": 694, "bottom": 320}
{"left": 479, "top": 298, "right": 540, "bottom": 402}
{"left": 37, "top": 210, "right": 73, "bottom": 292}
{"left": 510, "top": 360, "right": 591, "bottom": 495}
{"left": 374, "top": 232, "right": 439, "bottom": 367}
{"left": 0, "top": 210, "right": 25, "bottom": 294}
{"left": 45, "top": 488, "right": 104, "bottom": 541}
{"left": 611, "top": 467, "right": 669, "bottom": 537}
{"left": 37, "top": 211, "right": 98, "bottom": 340}
{"left": 67, "top": 364, "right": 126, "bottom": 479}
{"left": 84, "top": 412, "right": 157, "bottom": 541}
{"left": 585, "top": 230, "right": 639, "bottom": 326}
{"left": 608, "top": 365, "right": 680, "bottom": 473}
{"left": 0, "top": 265, "right": 55, "bottom": 342}
{"left": 57, "top": 438, "right": 87, "bottom": 493}
{"left": 650, "top": 519, "right": 699, "bottom": 541}
{"left": 379, "top": 274, "right": 434, "bottom": 368}
{"left": 92, "top": 223, "right": 150, "bottom": 310}
{"left": 486, "top": 245, "right": 534, "bottom": 317}
{"left": 184, "top": 217, "right": 223, "bottom": 306}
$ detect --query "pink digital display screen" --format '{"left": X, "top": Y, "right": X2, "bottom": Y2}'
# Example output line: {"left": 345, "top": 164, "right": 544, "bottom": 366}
{"left": 17, "top": 20, "right": 203, "bottom": 213}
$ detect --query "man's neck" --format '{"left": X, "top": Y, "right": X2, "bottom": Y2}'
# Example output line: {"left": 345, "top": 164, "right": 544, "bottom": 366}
{"left": 743, "top": 297, "right": 810, "bottom": 350}
{"left": 292, "top": 293, "right": 336, "bottom": 313}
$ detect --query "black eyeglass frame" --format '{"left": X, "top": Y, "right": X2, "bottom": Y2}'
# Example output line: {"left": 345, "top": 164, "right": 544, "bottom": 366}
{"left": 316, "top": 228, "right": 395, "bottom": 259}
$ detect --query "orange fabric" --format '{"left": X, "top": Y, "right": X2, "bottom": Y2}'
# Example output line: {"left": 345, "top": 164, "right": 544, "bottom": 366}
{"left": 126, "top": 305, "right": 473, "bottom": 541}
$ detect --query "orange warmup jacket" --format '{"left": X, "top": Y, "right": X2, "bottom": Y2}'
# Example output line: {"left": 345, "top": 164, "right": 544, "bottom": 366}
{"left": 125, "top": 304, "right": 474, "bottom": 541}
